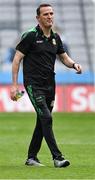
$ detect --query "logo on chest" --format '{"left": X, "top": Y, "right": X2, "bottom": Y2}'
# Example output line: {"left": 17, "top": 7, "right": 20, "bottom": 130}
{"left": 52, "top": 38, "right": 56, "bottom": 45}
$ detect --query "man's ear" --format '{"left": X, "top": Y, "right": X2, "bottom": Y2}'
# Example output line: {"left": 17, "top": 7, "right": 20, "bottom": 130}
{"left": 36, "top": 15, "right": 40, "bottom": 24}
{"left": 36, "top": 15, "right": 39, "bottom": 21}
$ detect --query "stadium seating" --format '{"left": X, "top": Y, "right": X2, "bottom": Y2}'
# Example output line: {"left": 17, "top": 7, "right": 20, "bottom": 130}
{"left": 0, "top": 0, "right": 94, "bottom": 84}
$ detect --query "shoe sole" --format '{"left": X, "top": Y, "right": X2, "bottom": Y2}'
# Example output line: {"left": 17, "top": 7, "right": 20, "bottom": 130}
{"left": 25, "top": 162, "right": 45, "bottom": 167}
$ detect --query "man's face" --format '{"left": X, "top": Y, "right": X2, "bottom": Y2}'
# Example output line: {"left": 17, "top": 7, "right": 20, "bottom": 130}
{"left": 37, "top": 6, "right": 54, "bottom": 28}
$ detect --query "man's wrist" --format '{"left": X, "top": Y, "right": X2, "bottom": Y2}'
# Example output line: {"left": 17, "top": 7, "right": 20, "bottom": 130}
{"left": 72, "top": 63, "right": 76, "bottom": 69}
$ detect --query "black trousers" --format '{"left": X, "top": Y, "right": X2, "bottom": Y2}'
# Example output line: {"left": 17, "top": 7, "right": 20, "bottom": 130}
{"left": 25, "top": 84, "right": 62, "bottom": 160}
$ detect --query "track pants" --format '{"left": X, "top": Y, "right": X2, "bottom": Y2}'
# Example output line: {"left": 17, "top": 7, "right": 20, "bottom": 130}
{"left": 25, "top": 84, "right": 62, "bottom": 160}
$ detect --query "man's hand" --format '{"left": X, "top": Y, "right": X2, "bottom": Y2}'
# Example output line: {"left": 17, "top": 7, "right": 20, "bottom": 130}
{"left": 10, "top": 50, "right": 24, "bottom": 101}
{"left": 10, "top": 85, "right": 18, "bottom": 101}
{"left": 59, "top": 53, "right": 82, "bottom": 74}
{"left": 73, "top": 63, "right": 82, "bottom": 74}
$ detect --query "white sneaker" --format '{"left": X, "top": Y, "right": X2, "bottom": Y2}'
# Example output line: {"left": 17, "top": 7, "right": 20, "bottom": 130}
{"left": 54, "top": 157, "right": 70, "bottom": 168}
{"left": 25, "top": 158, "right": 45, "bottom": 167}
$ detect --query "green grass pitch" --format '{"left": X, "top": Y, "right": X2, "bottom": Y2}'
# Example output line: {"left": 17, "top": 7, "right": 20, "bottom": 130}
{"left": 0, "top": 112, "right": 95, "bottom": 179}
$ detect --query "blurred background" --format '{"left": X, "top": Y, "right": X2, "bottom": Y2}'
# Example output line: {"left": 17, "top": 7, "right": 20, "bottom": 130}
{"left": 0, "top": 0, "right": 95, "bottom": 112}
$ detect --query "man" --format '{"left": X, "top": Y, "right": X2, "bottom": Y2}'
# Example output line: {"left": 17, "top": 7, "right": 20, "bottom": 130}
{"left": 10, "top": 4, "right": 82, "bottom": 168}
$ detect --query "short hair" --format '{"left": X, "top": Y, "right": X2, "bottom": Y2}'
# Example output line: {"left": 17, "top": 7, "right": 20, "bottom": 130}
{"left": 36, "top": 4, "right": 52, "bottom": 16}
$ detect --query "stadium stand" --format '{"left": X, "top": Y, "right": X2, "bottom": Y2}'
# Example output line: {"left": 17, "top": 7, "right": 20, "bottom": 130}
{"left": 0, "top": 0, "right": 94, "bottom": 84}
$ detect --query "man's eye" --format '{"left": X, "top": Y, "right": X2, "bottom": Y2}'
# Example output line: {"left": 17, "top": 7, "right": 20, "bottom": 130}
{"left": 44, "top": 13, "right": 48, "bottom": 16}
{"left": 50, "top": 12, "right": 53, "bottom": 15}
{"left": 43, "top": 12, "right": 53, "bottom": 16}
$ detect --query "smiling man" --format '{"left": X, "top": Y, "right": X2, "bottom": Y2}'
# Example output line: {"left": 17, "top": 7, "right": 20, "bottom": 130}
{"left": 10, "top": 4, "right": 82, "bottom": 168}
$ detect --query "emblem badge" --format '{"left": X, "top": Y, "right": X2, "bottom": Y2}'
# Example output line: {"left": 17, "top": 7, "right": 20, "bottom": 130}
{"left": 52, "top": 38, "right": 56, "bottom": 45}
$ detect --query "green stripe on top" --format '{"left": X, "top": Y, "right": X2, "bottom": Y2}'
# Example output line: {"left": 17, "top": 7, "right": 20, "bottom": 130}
{"left": 21, "top": 27, "right": 37, "bottom": 39}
